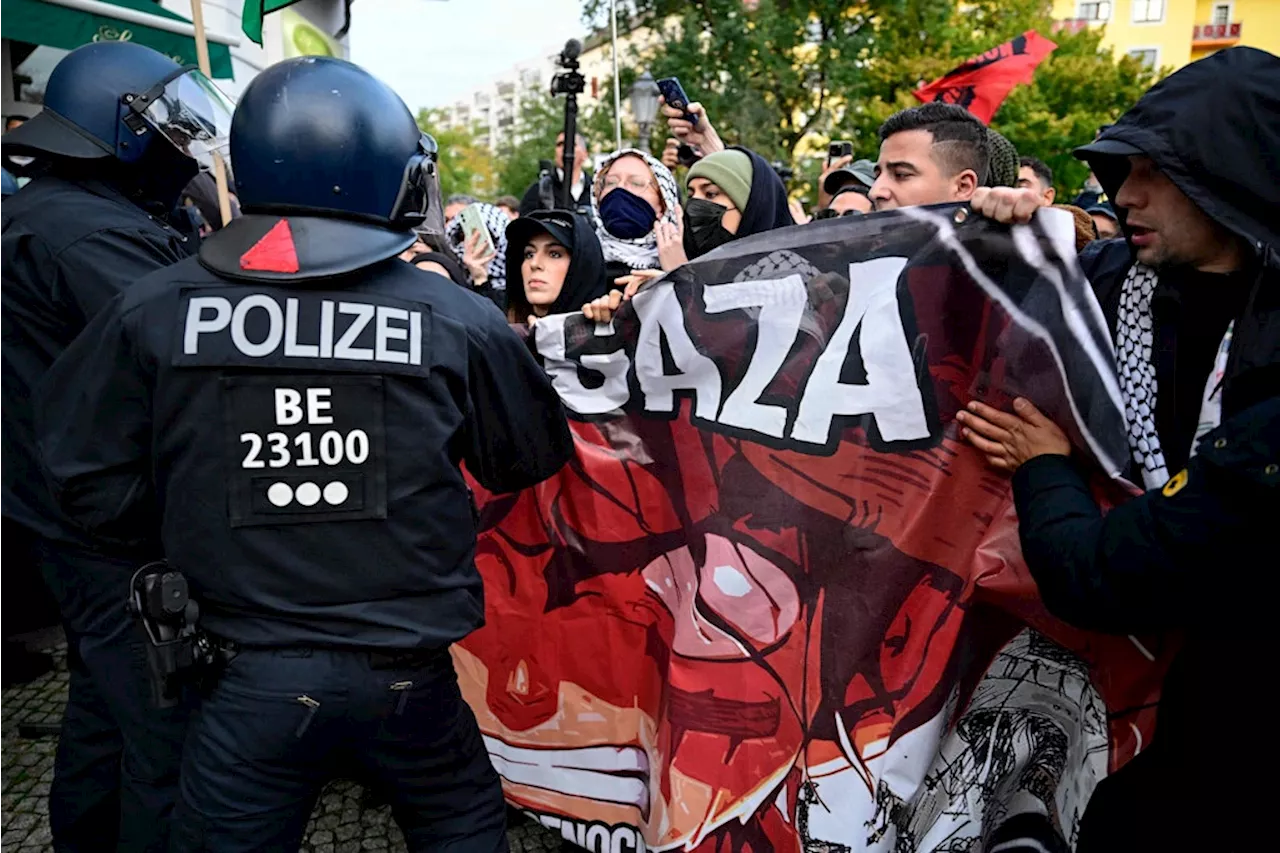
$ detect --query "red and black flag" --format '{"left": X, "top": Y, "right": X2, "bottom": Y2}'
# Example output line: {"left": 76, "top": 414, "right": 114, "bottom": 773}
{"left": 913, "top": 30, "right": 1057, "bottom": 124}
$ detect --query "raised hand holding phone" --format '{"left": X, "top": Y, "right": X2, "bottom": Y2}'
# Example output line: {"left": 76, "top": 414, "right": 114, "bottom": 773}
{"left": 657, "top": 79, "right": 724, "bottom": 155}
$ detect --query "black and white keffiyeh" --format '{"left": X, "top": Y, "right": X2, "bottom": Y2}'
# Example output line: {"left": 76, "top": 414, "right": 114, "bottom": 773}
{"left": 445, "top": 202, "right": 510, "bottom": 290}
{"left": 1116, "top": 262, "right": 1231, "bottom": 488}
{"left": 588, "top": 148, "right": 682, "bottom": 270}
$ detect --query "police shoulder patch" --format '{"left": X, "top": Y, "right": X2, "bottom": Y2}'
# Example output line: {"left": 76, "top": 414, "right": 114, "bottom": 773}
{"left": 1162, "top": 468, "right": 1189, "bottom": 497}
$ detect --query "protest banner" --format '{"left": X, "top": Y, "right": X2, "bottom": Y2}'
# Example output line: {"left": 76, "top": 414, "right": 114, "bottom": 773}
{"left": 456, "top": 206, "right": 1171, "bottom": 851}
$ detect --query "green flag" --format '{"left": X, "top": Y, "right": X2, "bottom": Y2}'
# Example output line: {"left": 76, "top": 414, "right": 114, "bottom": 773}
{"left": 241, "top": 0, "right": 302, "bottom": 46}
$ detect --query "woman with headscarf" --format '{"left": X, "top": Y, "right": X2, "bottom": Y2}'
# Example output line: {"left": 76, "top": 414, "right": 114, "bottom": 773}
{"left": 444, "top": 201, "right": 511, "bottom": 309}
{"left": 583, "top": 146, "right": 796, "bottom": 323}
{"left": 589, "top": 148, "right": 683, "bottom": 285}
{"left": 504, "top": 210, "right": 608, "bottom": 327}
{"left": 681, "top": 146, "right": 795, "bottom": 259}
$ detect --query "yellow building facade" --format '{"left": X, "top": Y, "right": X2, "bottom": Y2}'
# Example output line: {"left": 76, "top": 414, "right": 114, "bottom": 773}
{"left": 1050, "top": 0, "right": 1279, "bottom": 71}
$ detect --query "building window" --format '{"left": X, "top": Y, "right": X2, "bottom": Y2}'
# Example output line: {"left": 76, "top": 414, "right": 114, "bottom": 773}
{"left": 1212, "top": 3, "right": 1231, "bottom": 25}
{"left": 1077, "top": 1, "right": 1112, "bottom": 20}
{"left": 1128, "top": 48, "right": 1158, "bottom": 69}
{"left": 1132, "top": 0, "right": 1164, "bottom": 23}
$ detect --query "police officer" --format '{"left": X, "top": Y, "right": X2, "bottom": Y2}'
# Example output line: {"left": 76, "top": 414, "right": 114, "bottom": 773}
{"left": 35, "top": 57, "right": 575, "bottom": 852}
{"left": 2, "top": 41, "right": 233, "bottom": 852}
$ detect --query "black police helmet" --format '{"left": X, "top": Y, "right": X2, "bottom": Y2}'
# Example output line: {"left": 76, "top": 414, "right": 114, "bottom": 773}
{"left": 2, "top": 42, "right": 191, "bottom": 164}
{"left": 230, "top": 57, "right": 440, "bottom": 230}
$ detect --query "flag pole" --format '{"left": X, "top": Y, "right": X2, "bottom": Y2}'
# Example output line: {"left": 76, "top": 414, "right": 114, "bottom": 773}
{"left": 610, "top": 0, "right": 621, "bottom": 151}
{"left": 189, "top": 0, "right": 233, "bottom": 227}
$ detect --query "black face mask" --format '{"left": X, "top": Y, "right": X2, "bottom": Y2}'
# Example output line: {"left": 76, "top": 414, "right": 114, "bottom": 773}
{"left": 683, "top": 197, "right": 737, "bottom": 259}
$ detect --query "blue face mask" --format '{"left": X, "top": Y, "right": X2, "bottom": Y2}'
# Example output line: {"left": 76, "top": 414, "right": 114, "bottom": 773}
{"left": 598, "top": 187, "right": 658, "bottom": 239}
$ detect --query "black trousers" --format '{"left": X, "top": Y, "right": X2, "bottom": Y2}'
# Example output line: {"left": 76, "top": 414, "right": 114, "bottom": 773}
{"left": 37, "top": 537, "right": 190, "bottom": 853}
{"left": 169, "top": 645, "right": 508, "bottom": 852}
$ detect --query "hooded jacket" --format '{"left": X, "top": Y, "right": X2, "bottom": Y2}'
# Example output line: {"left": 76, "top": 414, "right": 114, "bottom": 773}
{"left": 1076, "top": 46, "right": 1280, "bottom": 438}
{"left": 504, "top": 210, "right": 608, "bottom": 324}
{"left": 1011, "top": 49, "right": 1280, "bottom": 843}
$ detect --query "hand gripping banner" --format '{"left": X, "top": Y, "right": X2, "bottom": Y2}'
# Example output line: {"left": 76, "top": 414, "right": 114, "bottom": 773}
{"left": 454, "top": 206, "right": 1172, "bottom": 852}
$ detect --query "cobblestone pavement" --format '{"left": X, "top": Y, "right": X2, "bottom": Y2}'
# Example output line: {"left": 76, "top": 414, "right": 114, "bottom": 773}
{"left": 2, "top": 643, "right": 563, "bottom": 852}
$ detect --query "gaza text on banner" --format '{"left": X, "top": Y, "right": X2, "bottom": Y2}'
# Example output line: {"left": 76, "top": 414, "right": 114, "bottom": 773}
{"left": 454, "top": 206, "right": 1173, "bottom": 852}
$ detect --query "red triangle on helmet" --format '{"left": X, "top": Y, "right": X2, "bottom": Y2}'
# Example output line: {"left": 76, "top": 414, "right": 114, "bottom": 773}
{"left": 239, "top": 219, "right": 300, "bottom": 273}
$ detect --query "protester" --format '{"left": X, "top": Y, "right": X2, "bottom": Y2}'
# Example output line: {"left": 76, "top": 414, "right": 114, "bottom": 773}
{"left": 682, "top": 147, "right": 793, "bottom": 259}
{"left": 518, "top": 131, "right": 593, "bottom": 215}
{"left": 180, "top": 171, "right": 241, "bottom": 235}
{"left": 494, "top": 194, "right": 521, "bottom": 219}
{"left": 410, "top": 250, "right": 469, "bottom": 285}
{"left": 1071, "top": 124, "right": 1112, "bottom": 209}
{"left": 2, "top": 41, "right": 221, "bottom": 852}
{"left": 504, "top": 209, "right": 608, "bottom": 326}
{"left": 820, "top": 156, "right": 875, "bottom": 210}
{"left": 35, "top": 55, "right": 574, "bottom": 852}
{"left": 1086, "top": 201, "right": 1118, "bottom": 239}
{"left": 588, "top": 147, "right": 682, "bottom": 287}
{"left": 984, "top": 128, "right": 1019, "bottom": 188}
{"left": 816, "top": 184, "right": 873, "bottom": 218}
{"left": 868, "top": 103, "right": 989, "bottom": 210}
{"left": 966, "top": 45, "right": 1280, "bottom": 852}
{"left": 1054, "top": 203, "right": 1100, "bottom": 251}
{"left": 1017, "top": 156, "right": 1056, "bottom": 204}
{"left": 444, "top": 192, "right": 478, "bottom": 222}
{"left": 444, "top": 200, "right": 510, "bottom": 306}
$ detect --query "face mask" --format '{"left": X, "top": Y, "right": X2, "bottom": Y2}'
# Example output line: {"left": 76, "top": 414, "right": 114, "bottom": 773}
{"left": 599, "top": 187, "right": 657, "bottom": 239}
{"left": 683, "top": 197, "right": 737, "bottom": 259}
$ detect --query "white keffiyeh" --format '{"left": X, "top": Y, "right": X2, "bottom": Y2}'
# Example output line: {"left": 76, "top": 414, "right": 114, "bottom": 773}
{"left": 445, "top": 202, "right": 510, "bottom": 290}
{"left": 588, "top": 148, "right": 682, "bottom": 270}
{"left": 1115, "top": 263, "right": 1231, "bottom": 489}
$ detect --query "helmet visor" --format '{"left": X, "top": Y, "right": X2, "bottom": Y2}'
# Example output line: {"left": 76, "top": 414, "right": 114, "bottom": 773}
{"left": 390, "top": 133, "right": 445, "bottom": 234}
{"left": 135, "top": 69, "right": 234, "bottom": 170}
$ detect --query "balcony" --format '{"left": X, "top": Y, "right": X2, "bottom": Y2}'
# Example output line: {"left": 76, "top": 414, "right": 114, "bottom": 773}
{"left": 1192, "top": 22, "right": 1242, "bottom": 47}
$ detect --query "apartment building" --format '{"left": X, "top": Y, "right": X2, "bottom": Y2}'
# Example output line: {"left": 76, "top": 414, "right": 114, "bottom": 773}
{"left": 1050, "top": 0, "right": 1279, "bottom": 71}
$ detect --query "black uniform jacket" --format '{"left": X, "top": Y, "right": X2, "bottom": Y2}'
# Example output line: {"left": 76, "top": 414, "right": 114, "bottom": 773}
{"left": 35, "top": 245, "right": 574, "bottom": 650}
{"left": 2, "top": 175, "right": 194, "bottom": 549}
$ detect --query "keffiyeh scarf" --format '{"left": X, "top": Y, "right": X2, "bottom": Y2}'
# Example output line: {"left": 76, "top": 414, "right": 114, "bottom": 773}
{"left": 1116, "top": 263, "right": 1232, "bottom": 488}
{"left": 588, "top": 148, "right": 682, "bottom": 270}
{"left": 445, "top": 202, "right": 510, "bottom": 291}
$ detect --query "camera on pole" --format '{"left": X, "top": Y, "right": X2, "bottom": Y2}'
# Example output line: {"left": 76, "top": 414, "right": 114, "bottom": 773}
{"left": 550, "top": 39, "right": 586, "bottom": 210}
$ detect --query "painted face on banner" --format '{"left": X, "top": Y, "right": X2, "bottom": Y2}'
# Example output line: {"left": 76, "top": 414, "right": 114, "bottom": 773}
{"left": 455, "top": 227, "right": 1166, "bottom": 851}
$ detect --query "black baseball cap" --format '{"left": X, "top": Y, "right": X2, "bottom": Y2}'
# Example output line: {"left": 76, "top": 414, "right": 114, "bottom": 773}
{"left": 506, "top": 209, "right": 576, "bottom": 253}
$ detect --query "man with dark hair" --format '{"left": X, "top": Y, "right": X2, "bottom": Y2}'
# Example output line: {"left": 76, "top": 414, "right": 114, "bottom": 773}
{"left": 966, "top": 46, "right": 1279, "bottom": 852}
{"left": 868, "top": 102, "right": 990, "bottom": 210}
{"left": 1016, "top": 155, "right": 1055, "bottom": 205}
{"left": 518, "top": 131, "right": 593, "bottom": 216}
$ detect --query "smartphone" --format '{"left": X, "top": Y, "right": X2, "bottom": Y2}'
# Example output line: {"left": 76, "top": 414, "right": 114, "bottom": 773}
{"left": 656, "top": 77, "right": 699, "bottom": 127}
{"left": 457, "top": 203, "right": 494, "bottom": 258}
{"left": 828, "top": 140, "right": 853, "bottom": 165}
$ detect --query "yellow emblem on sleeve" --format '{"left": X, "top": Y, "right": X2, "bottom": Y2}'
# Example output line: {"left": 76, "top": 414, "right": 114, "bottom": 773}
{"left": 1162, "top": 469, "right": 1189, "bottom": 497}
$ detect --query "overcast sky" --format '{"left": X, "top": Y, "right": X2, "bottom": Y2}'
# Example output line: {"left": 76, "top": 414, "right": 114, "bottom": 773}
{"left": 349, "top": 0, "right": 587, "bottom": 112}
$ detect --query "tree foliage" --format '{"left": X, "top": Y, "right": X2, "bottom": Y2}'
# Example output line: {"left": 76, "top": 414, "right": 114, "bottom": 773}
{"left": 415, "top": 108, "right": 496, "bottom": 199}
{"left": 584, "top": 0, "right": 1158, "bottom": 198}
{"left": 491, "top": 83, "right": 621, "bottom": 198}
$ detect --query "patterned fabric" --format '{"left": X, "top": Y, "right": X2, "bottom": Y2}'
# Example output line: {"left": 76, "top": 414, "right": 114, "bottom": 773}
{"left": 587, "top": 148, "right": 682, "bottom": 271}
{"left": 1116, "top": 263, "right": 1167, "bottom": 487}
{"left": 445, "top": 202, "right": 510, "bottom": 291}
{"left": 1115, "top": 263, "right": 1230, "bottom": 487}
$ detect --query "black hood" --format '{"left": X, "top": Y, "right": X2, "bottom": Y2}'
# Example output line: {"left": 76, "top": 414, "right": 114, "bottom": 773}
{"left": 1075, "top": 47, "right": 1280, "bottom": 264}
{"left": 733, "top": 145, "right": 796, "bottom": 237}
{"left": 504, "top": 209, "right": 607, "bottom": 319}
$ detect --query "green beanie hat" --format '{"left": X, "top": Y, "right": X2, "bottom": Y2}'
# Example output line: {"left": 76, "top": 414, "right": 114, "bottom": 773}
{"left": 687, "top": 149, "right": 753, "bottom": 211}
